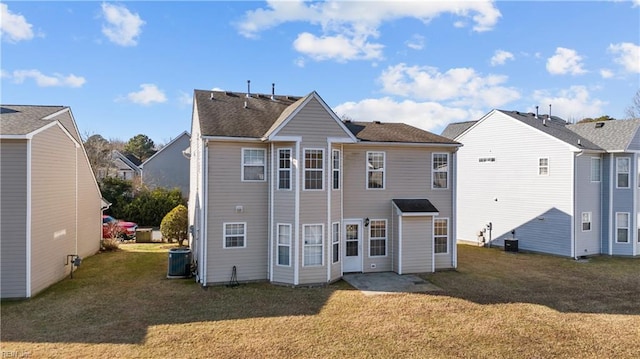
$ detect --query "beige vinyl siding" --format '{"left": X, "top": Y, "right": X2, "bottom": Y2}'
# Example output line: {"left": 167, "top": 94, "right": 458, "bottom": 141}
{"left": 75, "top": 145, "right": 102, "bottom": 258}
{"left": 30, "top": 126, "right": 78, "bottom": 296}
{"left": 277, "top": 98, "right": 351, "bottom": 146}
{"left": 343, "top": 144, "right": 455, "bottom": 272}
{"left": 401, "top": 217, "right": 433, "bottom": 273}
{"left": 574, "top": 154, "right": 601, "bottom": 255}
{"left": 55, "top": 110, "right": 82, "bottom": 144}
{"left": 391, "top": 212, "right": 400, "bottom": 273}
{"left": 0, "top": 140, "right": 28, "bottom": 298}
{"left": 206, "top": 141, "right": 269, "bottom": 283}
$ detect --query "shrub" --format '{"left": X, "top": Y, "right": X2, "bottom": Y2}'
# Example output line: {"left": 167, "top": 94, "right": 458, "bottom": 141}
{"left": 124, "top": 187, "right": 185, "bottom": 227}
{"left": 160, "top": 204, "right": 188, "bottom": 246}
{"left": 101, "top": 238, "right": 120, "bottom": 251}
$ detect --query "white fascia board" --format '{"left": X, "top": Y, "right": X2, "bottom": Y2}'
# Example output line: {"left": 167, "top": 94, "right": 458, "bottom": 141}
{"left": 352, "top": 141, "right": 461, "bottom": 148}
{"left": 268, "top": 135, "right": 302, "bottom": 142}
{"left": 42, "top": 107, "right": 70, "bottom": 120}
{"left": 202, "top": 136, "right": 262, "bottom": 142}
{"left": 455, "top": 109, "right": 498, "bottom": 141}
{"left": 400, "top": 212, "right": 440, "bottom": 217}
{"left": 327, "top": 136, "right": 357, "bottom": 144}
{"left": 0, "top": 135, "right": 30, "bottom": 139}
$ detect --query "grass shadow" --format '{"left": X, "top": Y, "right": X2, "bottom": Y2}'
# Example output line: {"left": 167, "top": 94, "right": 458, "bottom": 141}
{"left": 0, "top": 243, "right": 344, "bottom": 345}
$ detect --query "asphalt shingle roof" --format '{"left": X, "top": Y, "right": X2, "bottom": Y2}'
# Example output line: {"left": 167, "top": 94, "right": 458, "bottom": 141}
{"left": 195, "top": 89, "right": 459, "bottom": 145}
{"left": 567, "top": 119, "right": 640, "bottom": 151}
{"left": 440, "top": 120, "right": 477, "bottom": 140}
{"left": 0, "top": 105, "right": 67, "bottom": 135}
{"left": 498, "top": 110, "right": 602, "bottom": 151}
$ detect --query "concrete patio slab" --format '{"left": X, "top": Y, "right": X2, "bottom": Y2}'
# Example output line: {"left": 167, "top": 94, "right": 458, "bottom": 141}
{"left": 342, "top": 272, "right": 443, "bottom": 296}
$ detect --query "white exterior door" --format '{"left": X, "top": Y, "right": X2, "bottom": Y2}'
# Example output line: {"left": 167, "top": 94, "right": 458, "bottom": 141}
{"left": 343, "top": 220, "right": 362, "bottom": 272}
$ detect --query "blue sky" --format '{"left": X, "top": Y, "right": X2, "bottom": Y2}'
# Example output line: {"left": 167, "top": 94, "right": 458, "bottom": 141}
{"left": 2, "top": 1, "right": 639, "bottom": 145}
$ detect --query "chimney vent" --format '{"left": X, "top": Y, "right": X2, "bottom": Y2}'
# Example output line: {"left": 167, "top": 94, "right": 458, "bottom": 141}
{"left": 246, "top": 80, "right": 251, "bottom": 98}
{"left": 535, "top": 105, "right": 539, "bottom": 119}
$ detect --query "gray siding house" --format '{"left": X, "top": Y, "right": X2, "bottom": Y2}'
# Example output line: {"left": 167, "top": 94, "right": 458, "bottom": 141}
{"left": 188, "top": 89, "right": 460, "bottom": 286}
{"left": 443, "top": 110, "right": 640, "bottom": 257}
{"left": 140, "top": 131, "right": 190, "bottom": 196}
{"left": 1, "top": 105, "right": 103, "bottom": 299}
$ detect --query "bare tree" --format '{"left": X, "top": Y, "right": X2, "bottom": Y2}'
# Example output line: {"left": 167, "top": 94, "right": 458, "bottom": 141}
{"left": 625, "top": 89, "right": 640, "bottom": 119}
{"left": 83, "top": 133, "right": 114, "bottom": 180}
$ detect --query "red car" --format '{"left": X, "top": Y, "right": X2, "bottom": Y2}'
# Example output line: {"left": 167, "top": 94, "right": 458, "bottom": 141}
{"left": 102, "top": 215, "right": 138, "bottom": 241}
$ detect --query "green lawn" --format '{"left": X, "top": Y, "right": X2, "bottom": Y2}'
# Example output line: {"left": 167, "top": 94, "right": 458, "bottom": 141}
{"left": 1, "top": 244, "right": 638, "bottom": 358}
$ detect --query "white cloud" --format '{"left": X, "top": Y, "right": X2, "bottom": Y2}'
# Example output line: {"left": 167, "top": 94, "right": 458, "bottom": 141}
{"left": 293, "top": 32, "right": 383, "bottom": 62}
{"left": 379, "top": 63, "right": 520, "bottom": 108}
{"left": 608, "top": 42, "right": 640, "bottom": 73}
{"left": 0, "top": 3, "right": 34, "bottom": 43}
{"left": 600, "top": 69, "right": 614, "bottom": 79}
{"left": 490, "top": 50, "right": 514, "bottom": 66}
{"left": 546, "top": 47, "right": 587, "bottom": 75}
{"left": 237, "top": 0, "right": 500, "bottom": 62}
{"left": 334, "top": 97, "right": 471, "bottom": 132}
{"left": 9, "top": 69, "right": 85, "bottom": 87}
{"left": 405, "top": 34, "right": 425, "bottom": 50}
{"left": 178, "top": 91, "right": 193, "bottom": 106}
{"left": 532, "top": 86, "right": 607, "bottom": 120}
{"left": 634, "top": 0, "right": 640, "bottom": 7}
{"left": 125, "top": 84, "right": 167, "bottom": 105}
{"left": 101, "top": 3, "right": 145, "bottom": 46}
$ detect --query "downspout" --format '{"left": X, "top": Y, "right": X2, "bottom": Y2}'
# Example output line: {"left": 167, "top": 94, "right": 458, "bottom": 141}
{"left": 398, "top": 216, "right": 403, "bottom": 275}
{"left": 294, "top": 140, "right": 300, "bottom": 285}
{"left": 633, "top": 153, "right": 638, "bottom": 256}
{"left": 326, "top": 140, "right": 331, "bottom": 283}
{"left": 269, "top": 143, "right": 274, "bottom": 282}
{"left": 452, "top": 150, "right": 458, "bottom": 268}
{"left": 571, "top": 152, "right": 582, "bottom": 259}
{"left": 75, "top": 144, "right": 78, "bottom": 258}
{"left": 340, "top": 144, "right": 344, "bottom": 276}
{"left": 26, "top": 140, "right": 32, "bottom": 298}
{"left": 432, "top": 215, "right": 435, "bottom": 273}
{"left": 202, "top": 140, "right": 209, "bottom": 285}
{"left": 609, "top": 153, "right": 614, "bottom": 255}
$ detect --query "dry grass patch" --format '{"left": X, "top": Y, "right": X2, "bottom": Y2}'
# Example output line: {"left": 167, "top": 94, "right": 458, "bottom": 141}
{"left": 1, "top": 244, "right": 638, "bottom": 358}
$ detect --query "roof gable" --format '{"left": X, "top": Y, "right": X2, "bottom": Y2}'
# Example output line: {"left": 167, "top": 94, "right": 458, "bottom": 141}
{"left": 0, "top": 105, "right": 68, "bottom": 136}
{"left": 142, "top": 131, "right": 190, "bottom": 166}
{"left": 345, "top": 121, "right": 459, "bottom": 144}
{"left": 441, "top": 121, "right": 477, "bottom": 140}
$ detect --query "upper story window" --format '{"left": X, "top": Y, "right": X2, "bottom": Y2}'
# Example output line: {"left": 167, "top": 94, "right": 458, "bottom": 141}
{"left": 332, "top": 149, "right": 340, "bottom": 190}
{"left": 367, "top": 151, "right": 385, "bottom": 189}
{"left": 242, "top": 148, "right": 265, "bottom": 181}
{"left": 278, "top": 148, "right": 291, "bottom": 190}
{"left": 590, "top": 157, "right": 601, "bottom": 182}
{"left": 616, "top": 157, "right": 630, "bottom": 188}
{"left": 304, "top": 149, "right": 324, "bottom": 190}
{"left": 538, "top": 158, "right": 549, "bottom": 176}
{"left": 432, "top": 153, "right": 449, "bottom": 189}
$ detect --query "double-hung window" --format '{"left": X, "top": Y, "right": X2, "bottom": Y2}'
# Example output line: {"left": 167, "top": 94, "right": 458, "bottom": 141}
{"left": 616, "top": 157, "right": 630, "bottom": 188}
{"left": 616, "top": 213, "right": 629, "bottom": 243}
{"left": 304, "top": 149, "right": 324, "bottom": 190}
{"left": 538, "top": 158, "right": 549, "bottom": 176}
{"left": 303, "top": 224, "right": 323, "bottom": 266}
{"left": 278, "top": 148, "right": 291, "bottom": 190}
{"left": 434, "top": 218, "right": 449, "bottom": 253}
{"left": 367, "top": 152, "right": 385, "bottom": 189}
{"left": 369, "top": 220, "right": 387, "bottom": 257}
{"left": 242, "top": 148, "right": 265, "bottom": 181}
{"left": 590, "top": 158, "right": 601, "bottom": 182}
{"left": 277, "top": 224, "right": 291, "bottom": 266}
{"left": 332, "top": 222, "right": 340, "bottom": 263}
{"left": 332, "top": 150, "right": 340, "bottom": 190}
{"left": 582, "top": 212, "right": 592, "bottom": 231}
{"left": 224, "top": 222, "right": 246, "bottom": 248}
{"left": 432, "top": 153, "right": 449, "bottom": 189}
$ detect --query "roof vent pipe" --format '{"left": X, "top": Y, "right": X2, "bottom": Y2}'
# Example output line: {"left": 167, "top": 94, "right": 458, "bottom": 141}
{"left": 535, "top": 105, "right": 539, "bottom": 119}
{"left": 271, "top": 83, "right": 275, "bottom": 100}
{"left": 545, "top": 104, "right": 551, "bottom": 126}
{"left": 244, "top": 101, "right": 248, "bottom": 109}
{"left": 210, "top": 92, "right": 214, "bottom": 100}
{"left": 246, "top": 80, "right": 251, "bottom": 98}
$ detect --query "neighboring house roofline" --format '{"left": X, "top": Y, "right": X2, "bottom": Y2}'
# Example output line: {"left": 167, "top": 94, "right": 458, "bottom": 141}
{"left": 112, "top": 150, "right": 141, "bottom": 172}
{"left": 140, "top": 130, "right": 190, "bottom": 168}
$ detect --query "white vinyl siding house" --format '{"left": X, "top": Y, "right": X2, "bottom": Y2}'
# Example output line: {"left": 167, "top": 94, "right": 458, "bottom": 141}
{"left": 445, "top": 111, "right": 640, "bottom": 257}
{"left": 188, "top": 89, "right": 460, "bottom": 287}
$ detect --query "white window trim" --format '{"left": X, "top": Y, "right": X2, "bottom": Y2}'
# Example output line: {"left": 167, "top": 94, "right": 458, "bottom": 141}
{"left": 241, "top": 148, "right": 266, "bottom": 182}
{"left": 223, "top": 222, "right": 247, "bottom": 249}
{"left": 581, "top": 212, "right": 592, "bottom": 232}
{"left": 434, "top": 218, "right": 449, "bottom": 254}
{"left": 277, "top": 148, "right": 292, "bottom": 191}
{"left": 303, "top": 148, "right": 324, "bottom": 191}
{"left": 616, "top": 157, "right": 630, "bottom": 189}
{"left": 538, "top": 157, "right": 549, "bottom": 176}
{"left": 277, "top": 223, "right": 291, "bottom": 267}
{"left": 332, "top": 222, "right": 340, "bottom": 263}
{"left": 432, "top": 153, "right": 449, "bottom": 190}
{"left": 332, "top": 149, "right": 340, "bottom": 190}
{"left": 366, "top": 151, "right": 386, "bottom": 190}
{"left": 303, "top": 224, "right": 324, "bottom": 266}
{"left": 590, "top": 157, "right": 601, "bottom": 183}
{"left": 615, "top": 212, "right": 630, "bottom": 243}
{"left": 368, "top": 219, "right": 387, "bottom": 257}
